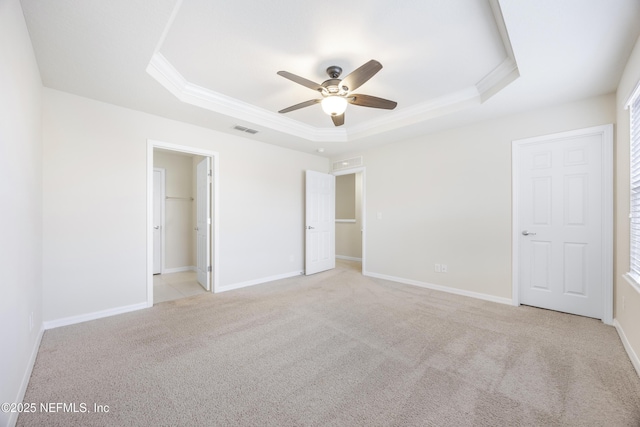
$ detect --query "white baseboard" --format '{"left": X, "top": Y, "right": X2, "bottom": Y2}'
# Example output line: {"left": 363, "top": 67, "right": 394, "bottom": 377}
{"left": 7, "top": 325, "right": 44, "bottom": 427}
{"left": 162, "top": 266, "right": 195, "bottom": 274}
{"left": 613, "top": 319, "right": 640, "bottom": 377}
{"left": 336, "top": 255, "right": 362, "bottom": 262}
{"left": 364, "top": 271, "right": 513, "bottom": 306}
{"left": 217, "top": 271, "right": 303, "bottom": 293}
{"left": 43, "top": 302, "right": 148, "bottom": 330}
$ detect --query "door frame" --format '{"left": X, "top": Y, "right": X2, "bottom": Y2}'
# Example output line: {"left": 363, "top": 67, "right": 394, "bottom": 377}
{"left": 153, "top": 167, "right": 166, "bottom": 274}
{"left": 511, "top": 124, "right": 613, "bottom": 324}
{"left": 146, "top": 139, "right": 220, "bottom": 307}
{"left": 333, "top": 167, "right": 366, "bottom": 274}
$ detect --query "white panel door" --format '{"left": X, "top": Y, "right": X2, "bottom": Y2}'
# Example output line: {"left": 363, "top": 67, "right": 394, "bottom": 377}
{"left": 305, "top": 170, "right": 335, "bottom": 275}
{"left": 516, "top": 129, "right": 610, "bottom": 319}
{"left": 196, "top": 158, "right": 211, "bottom": 290}
{"left": 152, "top": 168, "right": 164, "bottom": 275}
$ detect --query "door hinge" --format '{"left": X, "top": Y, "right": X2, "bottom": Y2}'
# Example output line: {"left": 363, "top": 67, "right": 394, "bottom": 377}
{"left": 208, "top": 170, "right": 212, "bottom": 177}
{"left": 207, "top": 266, "right": 212, "bottom": 272}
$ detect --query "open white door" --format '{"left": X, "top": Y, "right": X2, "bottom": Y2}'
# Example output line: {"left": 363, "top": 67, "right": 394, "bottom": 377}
{"left": 152, "top": 168, "right": 164, "bottom": 275}
{"left": 305, "top": 170, "right": 335, "bottom": 275}
{"left": 196, "top": 157, "right": 211, "bottom": 290}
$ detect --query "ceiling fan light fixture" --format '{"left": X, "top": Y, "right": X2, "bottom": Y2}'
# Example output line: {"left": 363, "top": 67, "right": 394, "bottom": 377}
{"left": 321, "top": 96, "right": 348, "bottom": 116}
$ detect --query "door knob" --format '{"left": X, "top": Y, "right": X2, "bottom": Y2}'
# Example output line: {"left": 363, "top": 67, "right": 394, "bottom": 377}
{"left": 306, "top": 226, "right": 315, "bottom": 230}
{"left": 522, "top": 230, "right": 536, "bottom": 236}
{"left": 154, "top": 226, "right": 160, "bottom": 230}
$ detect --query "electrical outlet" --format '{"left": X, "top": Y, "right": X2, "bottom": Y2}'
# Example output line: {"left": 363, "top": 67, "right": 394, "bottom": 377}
{"left": 435, "top": 264, "right": 441, "bottom": 273}
{"left": 441, "top": 264, "right": 448, "bottom": 273}
{"left": 289, "top": 254, "right": 295, "bottom": 262}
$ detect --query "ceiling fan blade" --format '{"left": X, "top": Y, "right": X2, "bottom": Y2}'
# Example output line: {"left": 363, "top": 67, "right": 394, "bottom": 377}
{"left": 340, "top": 60, "right": 383, "bottom": 92}
{"left": 349, "top": 94, "right": 397, "bottom": 110}
{"left": 331, "top": 113, "right": 345, "bottom": 127}
{"left": 278, "top": 99, "right": 321, "bottom": 114}
{"left": 277, "top": 71, "right": 323, "bottom": 92}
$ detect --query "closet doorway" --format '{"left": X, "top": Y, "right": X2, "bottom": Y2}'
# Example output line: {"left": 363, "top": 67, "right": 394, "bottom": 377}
{"left": 146, "top": 140, "right": 219, "bottom": 307}
{"left": 333, "top": 168, "right": 365, "bottom": 273}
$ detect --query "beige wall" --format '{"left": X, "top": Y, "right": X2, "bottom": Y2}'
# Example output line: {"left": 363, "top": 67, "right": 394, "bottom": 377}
{"left": 615, "top": 34, "right": 640, "bottom": 366}
{"left": 337, "top": 94, "right": 615, "bottom": 301}
{"left": 336, "top": 172, "right": 363, "bottom": 259}
{"left": 336, "top": 174, "right": 356, "bottom": 219}
{"left": 0, "top": 0, "right": 43, "bottom": 424}
{"left": 42, "top": 88, "right": 329, "bottom": 322}
{"left": 154, "top": 150, "right": 195, "bottom": 270}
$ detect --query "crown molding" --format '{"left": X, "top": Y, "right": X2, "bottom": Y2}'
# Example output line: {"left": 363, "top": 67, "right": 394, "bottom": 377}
{"left": 476, "top": 57, "right": 520, "bottom": 102}
{"left": 146, "top": 53, "right": 347, "bottom": 142}
{"left": 477, "top": 0, "right": 520, "bottom": 102}
{"left": 147, "top": 0, "right": 518, "bottom": 142}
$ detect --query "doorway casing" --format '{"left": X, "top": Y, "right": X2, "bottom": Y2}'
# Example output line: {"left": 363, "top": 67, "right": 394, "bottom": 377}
{"left": 153, "top": 167, "right": 166, "bottom": 275}
{"left": 146, "top": 140, "right": 220, "bottom": 307}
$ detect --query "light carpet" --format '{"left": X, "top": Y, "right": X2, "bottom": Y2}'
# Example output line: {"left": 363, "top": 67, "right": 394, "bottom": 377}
{"left": 18, "top": 261, "right": 640, "bottom": 426}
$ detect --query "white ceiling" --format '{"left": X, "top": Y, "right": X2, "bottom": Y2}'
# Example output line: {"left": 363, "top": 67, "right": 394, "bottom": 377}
{"left": 20, "top": 0, "right": 640, "bottom": 157}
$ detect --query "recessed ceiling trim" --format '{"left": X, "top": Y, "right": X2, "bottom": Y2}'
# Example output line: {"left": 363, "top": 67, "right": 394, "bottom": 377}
{"left": 147, "top": 53, "right": 503, "bottom": 143}
{"left": 476, "top": 57, "right": 519, "bottom": 102}
{"left": 147, "top": 0, "right": 519, "bottom": 143}
{"left": 146, "top": 53, "right": 348, "bottom": 143}
{"left": 477, "top": 0, "right": 520, "bottom": 102}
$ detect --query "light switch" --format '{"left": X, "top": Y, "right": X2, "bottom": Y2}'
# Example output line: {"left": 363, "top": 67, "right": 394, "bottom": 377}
{"left": 377, "top": 212, "right": 383, "bottom": 220}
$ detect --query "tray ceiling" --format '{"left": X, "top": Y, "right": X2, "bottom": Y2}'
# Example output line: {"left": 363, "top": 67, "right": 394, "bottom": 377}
{"left": 20, "top": 0, "right": 640, "bottom": 156}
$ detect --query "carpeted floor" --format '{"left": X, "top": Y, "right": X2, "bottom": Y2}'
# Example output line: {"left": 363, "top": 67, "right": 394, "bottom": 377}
{"left": 18, "top": 260, "right": 640, "bottom": 426}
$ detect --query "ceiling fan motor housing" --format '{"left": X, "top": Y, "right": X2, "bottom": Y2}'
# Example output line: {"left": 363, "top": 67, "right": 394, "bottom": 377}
{"left": 326, "top": 65, "right": 342, "bottom": 79}
{"left": 320, "top": 78, "right": 345, "bottom": 96}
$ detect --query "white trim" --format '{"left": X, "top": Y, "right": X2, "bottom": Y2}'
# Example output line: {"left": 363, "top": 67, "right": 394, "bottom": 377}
{"left": 147, "top": 140, "right": 220, "bottom": 306}
{"left": 333, "top": 167, "right": 366, "bottom": 275}
{"left": 476, "top": 57, "right": 519, "bottom": 103}
{"left": 153, "top": 167, "right": 166, "bottom": 274}
{"left": 217, "top": 271, "right": 302, "bottom": 293}
{"left": 335, "top": 219, "right": 356, "bottom": 223}
{"left": 511, "top": 124, "right": 614, "bottom": 324}
{"left": 8, "top": 325, "right": 44, "bottom": 427}
{"left": 623, "top": 273, "right": 640, "bottom": 295}
{"left": 43, "top": 303, "right": 148, "bottom": 330}
{"left": 365, "top": 271, "right": 513, "bottom": 306}
{"left": 336, "top": 255, "right": 362, "bottom": 262}
{"left": 146, "top": 53, "right": 345, "bottom": 143}
{"left": 613, "top": 319, "right": 640, "bottom": 378}
{"left": 162, "top": 266, "right": 196, "bottom": 274}
{"left": 476, "top": 0, "right": 520, "bottom": 102}
{"left": 624, "top": 77, "right": 640, "bottom": 109}
{"left": 511, "top": 141, "right": 521, "bottom": 307}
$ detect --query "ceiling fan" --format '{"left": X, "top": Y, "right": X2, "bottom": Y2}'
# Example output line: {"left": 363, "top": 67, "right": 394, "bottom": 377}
{"left": 277, "top": 59, "right": 397, "bottom": 127}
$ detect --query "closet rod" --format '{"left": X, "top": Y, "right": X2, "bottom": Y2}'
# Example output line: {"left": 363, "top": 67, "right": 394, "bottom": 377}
{"left": 165, "top": 196, "right": 193, "bottom": 201}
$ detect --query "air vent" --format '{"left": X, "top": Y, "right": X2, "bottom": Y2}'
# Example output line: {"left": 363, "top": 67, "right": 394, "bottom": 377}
{"left": 332, "top": 156, "right": 363, "bottom": 171}
{"left": 233, "top": 125, "right": 259, "bottom": 135}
